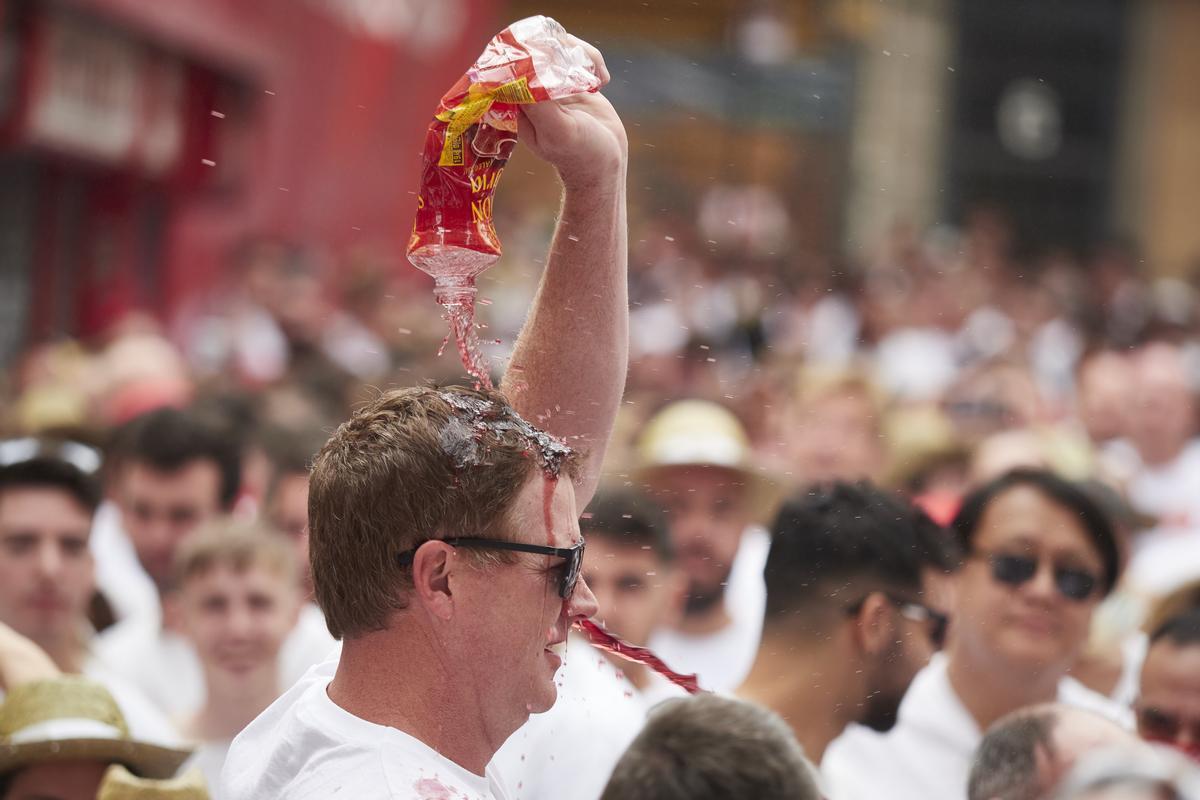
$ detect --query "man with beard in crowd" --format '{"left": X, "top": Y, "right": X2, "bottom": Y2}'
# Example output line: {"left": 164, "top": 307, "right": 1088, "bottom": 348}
{"left": 738, "top": 482, "right": 956, "bottom": 768}
{"left": 636, "top": 400, "right": 777, "bottom": 692}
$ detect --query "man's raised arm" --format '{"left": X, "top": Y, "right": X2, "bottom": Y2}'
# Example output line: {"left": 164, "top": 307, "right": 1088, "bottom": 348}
{"left": 502, "top": 42, "right": 628, "bottom": 509}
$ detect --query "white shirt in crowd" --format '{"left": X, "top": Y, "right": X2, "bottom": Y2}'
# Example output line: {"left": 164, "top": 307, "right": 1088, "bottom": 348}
{"left": 82, "top": 654, "right": 182, "bottom": 747}
{"left": 221, "top": 659, "right": 513, "bottom": 800}
{"left": 185, "top": 740, "right": 232, "bottom": 799}
{"left": 820, "top": 653, "right": 1134, "bottom": 800}
{"left": 1105, "top": 438, "right": 1200, "bottom": 535}
{"left": 90, "top": 501, "right": 161, "bottom": 632}
{"left": 95, "top": 602, "right": 337, "bottom": 719}
{"left": 647, "top": 525, "right": 769, "bottom": 693}
{"left": 494, "top": 634, "right": 684, "bottom": 800}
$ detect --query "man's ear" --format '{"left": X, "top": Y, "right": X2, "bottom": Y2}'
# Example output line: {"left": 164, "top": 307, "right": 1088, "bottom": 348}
{"left": 411, "top": 542, "right": 456, "bottom": 621}
{"left": 850, "top": 592, "right": 895, "bottom": 657}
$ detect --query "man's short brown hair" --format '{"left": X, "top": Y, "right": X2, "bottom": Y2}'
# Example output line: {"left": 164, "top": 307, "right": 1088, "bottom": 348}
{"left": 309, "top": 385, "right": 580, "bottom": 640}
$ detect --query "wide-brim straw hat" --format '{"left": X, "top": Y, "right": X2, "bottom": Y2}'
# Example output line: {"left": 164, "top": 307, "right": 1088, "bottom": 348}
{"left": 98, "top": 765, "right": 210, "bottom": 800}
{"left": 0, "top": 677, "right": 191, "bottom": 780}
{"left": 633, "top": 400, "right": 783, "bottom": 524}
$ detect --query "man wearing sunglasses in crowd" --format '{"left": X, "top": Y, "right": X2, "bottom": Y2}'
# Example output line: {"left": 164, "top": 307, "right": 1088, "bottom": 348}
{"left": 221, "top": 36, "right": 627, "bottom": 800}
{"left": 737, "top": 482, "right": 957, "bottom": 779}
{"left": 1136, "top": 607, "right": 1200, "bottom": 763}
{"left": 824, "top": 468, "right": 1131, "bottom": 800}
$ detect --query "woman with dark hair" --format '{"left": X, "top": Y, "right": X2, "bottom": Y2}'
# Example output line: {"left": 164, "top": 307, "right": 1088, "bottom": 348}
{"left": 824, "top": 468, "right": 1132, "bottom": 800}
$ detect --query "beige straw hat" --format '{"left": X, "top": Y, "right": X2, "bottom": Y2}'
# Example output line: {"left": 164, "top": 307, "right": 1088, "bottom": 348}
{"left": 634, "top": 400, "right": 783, "bottom": 522}
{"left": 98, "top": 765, "right": 210, "bottom": 800}
{"left": 0, "top": 677, "right": 191, "bottom": 780}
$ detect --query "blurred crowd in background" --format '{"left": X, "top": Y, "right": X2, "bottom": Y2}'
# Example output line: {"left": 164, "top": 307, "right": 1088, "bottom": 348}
{"left": 1, "top": 0, "right": 1200, "bottom": 798}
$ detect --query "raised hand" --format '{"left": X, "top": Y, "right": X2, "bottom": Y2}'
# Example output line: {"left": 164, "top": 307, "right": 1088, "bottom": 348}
{"left": 518, "top": 36, "right": 628, "bottom": 189}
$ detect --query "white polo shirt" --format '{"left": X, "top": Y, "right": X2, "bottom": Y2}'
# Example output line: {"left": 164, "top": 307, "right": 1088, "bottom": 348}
{"left": 821, "top": 654, "right": 1133, "bottom": 800}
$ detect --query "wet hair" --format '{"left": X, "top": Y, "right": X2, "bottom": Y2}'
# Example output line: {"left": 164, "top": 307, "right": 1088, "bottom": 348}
{"left": 969, "top": 709, "right": 1057, "bottom": 800}
{"left": 1148, "top": 607, "right": 1200, "bottom": 647}
{"left": 763, "top": 481, "right": 959, "bottom": 624}
{"left": 600, "top": 694, "right": 820, "bottom": 800}
{"left": 580, "top": 486, "right": 673, "bottom": 563}
{"left": 309, "top": 385, "right": 581, "bottom": 639}
{"left": 952, "top": 469, "right": 1121, "bottom": 595}
{"left": 0, "top": 457, "right": 101, "bottom": 514}
{"left": 111, "top": 407, "right": 242, "bottom": 510}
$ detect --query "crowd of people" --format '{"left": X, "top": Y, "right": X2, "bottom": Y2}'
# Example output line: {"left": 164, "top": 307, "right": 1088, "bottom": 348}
{"left": 0, "top": 29, "right": 1197, "bottom": 800}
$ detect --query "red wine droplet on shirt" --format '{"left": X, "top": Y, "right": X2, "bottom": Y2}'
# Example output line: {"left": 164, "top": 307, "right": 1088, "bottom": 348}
{"left": 576, "top": 618, "right": 703, "bottom": 695}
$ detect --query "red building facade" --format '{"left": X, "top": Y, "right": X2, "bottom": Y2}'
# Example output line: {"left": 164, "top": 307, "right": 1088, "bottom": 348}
{"left": 0, "top": 0, "right": 496, "bottom": 359}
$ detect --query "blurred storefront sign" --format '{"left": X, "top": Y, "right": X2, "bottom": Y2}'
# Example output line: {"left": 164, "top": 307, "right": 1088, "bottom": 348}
{"left": 20, "top": 8, "right": 184, "bottom": 175}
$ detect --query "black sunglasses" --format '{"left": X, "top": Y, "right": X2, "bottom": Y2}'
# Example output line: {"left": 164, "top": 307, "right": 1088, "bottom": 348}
{"left": 397, "top": 538, "right": 585, "bottom": 599}
{"left": 974, "top": 551, "right": 1099, "bottom": 602}
{"left": 846, "top": 592, "right": 949, "bottom": 649}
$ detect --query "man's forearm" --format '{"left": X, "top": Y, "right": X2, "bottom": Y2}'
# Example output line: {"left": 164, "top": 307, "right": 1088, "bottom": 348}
{"left": 502, "top": 170, "right": 628, "bottom": 508}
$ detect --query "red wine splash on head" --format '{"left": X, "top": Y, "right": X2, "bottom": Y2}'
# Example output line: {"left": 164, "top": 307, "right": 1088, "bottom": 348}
{"left": 576, "top": 618, "right": 703, "bottom": 695}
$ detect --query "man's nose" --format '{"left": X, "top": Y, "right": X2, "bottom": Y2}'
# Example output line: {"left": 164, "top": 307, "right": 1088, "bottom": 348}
{"left": 35, "top": 543, "right": 62, "bottom": 578}
{"left": 567, "top": 576, "right": 600, "bottom": 620}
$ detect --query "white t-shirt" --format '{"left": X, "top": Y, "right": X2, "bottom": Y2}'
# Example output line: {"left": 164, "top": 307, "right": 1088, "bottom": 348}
{"left": 646, "top": 526, "right": 769, "bottom": 692}
{"left": 95, "top": 602, "right": 337, "bottom": 719}
{"left": 820, "top": 653, "right": 1134, "bottom": 800}
{"left": 221, "top": 660, "right": 512, "bottom": 800}
{"left": 493, "top": 635, "right": 684, "bottom": 800}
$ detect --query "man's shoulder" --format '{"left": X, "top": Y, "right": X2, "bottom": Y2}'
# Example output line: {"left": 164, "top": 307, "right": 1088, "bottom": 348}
{"left": 224, "top": 688, "right": 371, "bottom": 797}
{"left": 224, "top": 664, "right": 506, "bottom": 800}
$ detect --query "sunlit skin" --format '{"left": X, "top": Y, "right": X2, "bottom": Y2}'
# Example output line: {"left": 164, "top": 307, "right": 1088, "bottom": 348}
{"left": 647, "top": 467, "right": 750, "bottom": 634}
{"left": 2, "top": 759, "right": 110, "bottom": 800}
{"left": 119, "top": 461, "right": 223, "bottom": 590}
{"left": 581, "top": 536, "right": 684, "bottom": 688}
{"left": 448, "top": 476, "right": 600, "bottom": 725}
{"left": 0, "top": 488, "right": 94, "bottom": 671}
{"left": 1137, "top": 638, "right": 1200, "bottom": 758}
{"left": 947, "top": 486, "right": 1105, "bottom": 731}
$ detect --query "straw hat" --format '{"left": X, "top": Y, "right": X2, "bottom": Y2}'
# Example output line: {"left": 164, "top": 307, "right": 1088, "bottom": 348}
{"left": 634, "top": 400, "right": 782, "bottom": 522}
{"left": 98, "top": 765, "right": 210, "bottom": 800}
{"left": 0, "top": 677, "right": 191, "bottom": 780}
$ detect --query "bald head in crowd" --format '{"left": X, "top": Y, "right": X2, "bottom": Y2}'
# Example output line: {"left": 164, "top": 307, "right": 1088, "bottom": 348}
{"left": 969, "top": 704, "right": 1143, "bottom": 800}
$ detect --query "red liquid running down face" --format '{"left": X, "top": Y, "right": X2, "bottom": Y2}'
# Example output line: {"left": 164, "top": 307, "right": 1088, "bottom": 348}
{"left": 576, "top": 618, "right": 703, "bottom": 695}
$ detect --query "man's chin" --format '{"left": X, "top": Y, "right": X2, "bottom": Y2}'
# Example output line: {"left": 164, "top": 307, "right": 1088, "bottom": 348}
{"left": 683, "top": 584, "right": 727, "bottom": 616}
{"left": 860, "top": 698, "right": 902, "bottom": 732}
